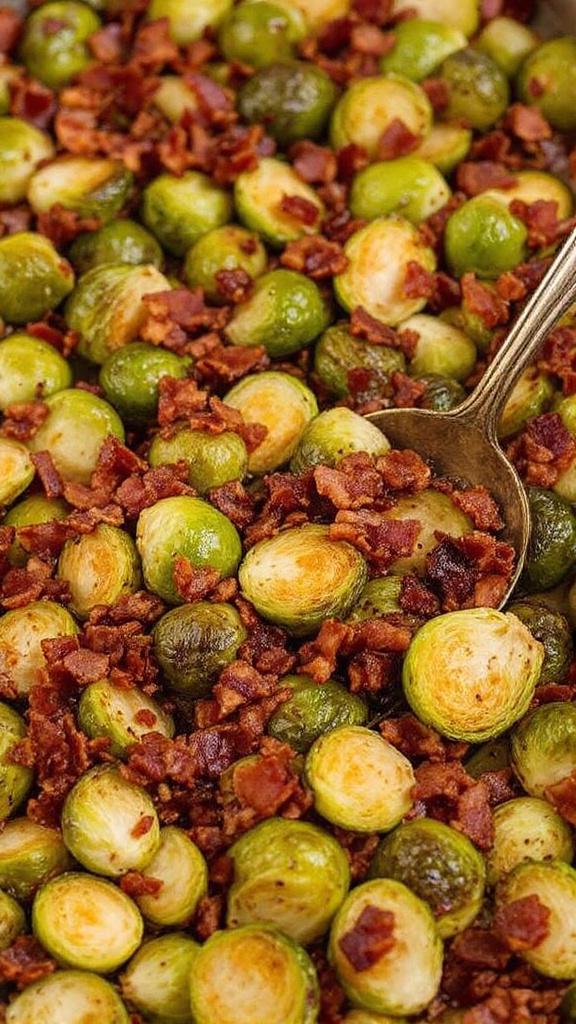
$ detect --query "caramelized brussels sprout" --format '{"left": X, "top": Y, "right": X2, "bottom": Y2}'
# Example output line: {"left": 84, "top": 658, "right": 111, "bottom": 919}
{"left": 414, "top": 372, "right": 466, "bottom": 411}
{"left": 57, "top": 523, "right": 141, "bottom": 619}
{"left": 217, "top": 0, "right": 307, "bottom": 67}
{"left": 132, "top": 825, "right": 208, "bottom": 928}
{"left": 234, "top": 156, "right": 324, "bottom": 247}
{"left": 348, "top": 577, "right": 403, "bottom": 621}
{"left": 120, "top": 932, "right": 199, "bottom": 1023}
{"left": 400, "top": 313, "right": 477, "bottom": 381}
{"left": 0, "top": 599, "right": 78, "bottom": 697}
{"left": 495, "top": 860, "right": 576, "bottom": 978}
{"left": 482, "top": 168, "right": 574, "bottom": 219}
{"left": 140, "top": 170, "right": 232, "bottom": 257}
{"left": 330, "top": 75, "right": 432, "bottom": 159}
{"left": 516, "top": 37, "right": 576, "bottom": 132}
{"left": 99, "top": 342, "right": 191, "bottom": 424}
{"left": 153, "top": 600, "right": 248, "bottom": 697}
{"left": 227, "top": 817, "right": 350, "bottom": 943}
{"left": 486, "top": 797, "right": 574, "bottom": 887}
{"left": 438, "top": 47, "right": 510, "bottom": 130}
{"left": 520, "top": 487, "right": 576, "bottom": 592}
{"left": 390, "top": 0, "right": 479, "bottom": 36}
{"left": 0, "top": 116, "right": 55, "bottom": 204}
{"left": 0, "top": 332, "right": 72, "bottom": 411}
{"left": 349, "top": 157, "right": 451, "bottom": 224}
{"left": 382, "top": 489, "right": 473, "bottom": 576}
{"left": 286, "top": 0, "right": 349, "bottom": 31}
{"left": 5, "top": 970, "right": 130, "bottom": 1024}
{"left": 149, "top": 426, "right": 248, "bottom": 493}
{"left": 225, "top": 268, "right": 331, "bottom": 357}
{"left": 182, "top": 224, "right": 267, "bottom": 304}
{"left": 497, "top": 366, "right": 555, "bottom": 439}
{"left": 18, "top": 1, "right": 101, "bottom": 88}
{"left": 510, "top": 700, "right": 576, "bottom": 798}
{"left": 289, "top": 407, "right": 390, "bottom": 474}
{"left": 379, "top": 18, "right": 466, "bottom": 81}
{"left": 0, "top": 703, "right": 33, "bottom": 821}
{"left": 505, "top": 598, "right": 573, "bottom": 686}
{"left": 0, "top": 437, "right": 35, "bottom": 506}
{"left": 0, "top": 818, "right": 73, "bottom": 902}
{"left": 147, "top": 0, "right": 233, "bottom": 44}
{"left": 475, "top": 16, "right": 538, "bottom": 77}
{"left": 78, "top": 679, "right": 175, "bottom": 758}
{"left": 27, "top": 156, "right": 133, "bottom": 223}
{"left": 267, "top": 673, "right": 368, "bottom": 752}
{"left": 0, "top": 232, "right": 75, "bottom": 324}
{"left": 412, "top": 122, "right": 472, "bottom": 175}
{"left": 27, "top": 387, "right": 124, "bottom": 485}
{"left": 313, "top": 321, "right": 406, "bottom": 400}
{"left": 444, "top": 196, "right": 528, "bottom": 279}
{"left": 68, "top": 218, "right": 164, "bottom": 275}
{"left": 237, "top": 60, "right": 338, "bottom": 148}
{"left": 402, "top": 608, "right": 544, "bottom": 742}
{"left": 0, "top": 889, "right": 25, "bottom": 953}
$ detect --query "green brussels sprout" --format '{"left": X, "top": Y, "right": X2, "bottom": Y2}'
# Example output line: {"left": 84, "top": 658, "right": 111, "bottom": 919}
{"left": 382, "top": 489, "right": 473, "bottom": 576}
{"left": 225, "top": 268, "right": 331, "bottom": 358}
{"left": 99, "top": 342, "right": 191, "bottom": 424}
{"left": 401, "top": 313, "right": 477, "bottom": 381}
{"left": 414, "top": 372, "right": 466, "bottom": 411}
{"left": 32, "top": 871, "right": 143, "bottom": 973}
{"left": 227, "top": 817, "right": 350, "bottom": 944}
{"left": 224, "top": 371, "right": 319, "bottom": 474}
{"left": 438, "top": 47, "right": 510, "bottom": 131}
{"left": 475, "top": 16, "right": 538, "bottom": 78}
{"left": 334, "top": 217, "right": 437, "bottom": 327}
{"left": 0, "top": 232, "right": 75, "bottom": 325}
{"left": 348, "top": 576, "right": 403, "bottom": 621}
{"left": 27, "top": 156, "right": 133, "bottom": 223}
{"left": 28, "top": 387, "right": 124, "bottom": 485}
{"left": 189, "top": 923, "right": 320, "bottom": 1024}
{"left": 412, "top": 122, "right": 472, "bottom": 175}
{"left": 495, "top": 860, "right": 576, "bottom": 979}
{"left": 238, "top": 523, "right": 368, "bottom": 636}
{"left": 444, "top": 196, "right": 528, "bottom": 280}
{"left": 148, "top": 427, "right": 248, "bottom": 493}
{"left": 152, "top": 73, "right": 201, "bottom": 122}
{"left": 57, "top": 523, "right": 141, "bottom": 619}
{"left": 120, "top": 933, "right": 199, "bottom": 1023}
{"left": 78, "top": 679, "right": 175, "bottom": 758}
{"left": 314, "top": 321, "right": 406, "bottom": 400}
{"left": 5, "top": 970, "right": 130, "bottom": 1024}
{"left": 505, "top": 598, "right": 573, "bottom": 686}
{"left": 369, "top": 818, "right": 485, "bottom": 938}
{"left": 267, "top": 673, "right": 368, "bottom": 752}
{"left": 140, "top": 170, "right": 232, "bottom": 257}
{"left": 402, "top": 608, "right": 544, "bottom": 743}
{"left": 218, "top": 0, "right": 306, "bottom": 67}
{"left": 561, "top": 982, "right": 576, "bottom": 1022}
{"left": 482, "top": 168, "right": 574, "bottom": 220}
{"left": 68, "top": 218, "right": 164, "bottom": 275}
{"left": 286, "top": 0, "right": 349, "bottom": 31}
{"left": 0, "top": 818, "right": 73, "bottom": 902}
{"left": 486, "top": 796, "right": 574, "bottom": 888}
{"left": 554, "top": 392, "right": 576, "bottom": 438}
{"left": 464, "top": 735, "right": 511, "bottom": 778}
{"left": 390, "top": 0, "right": 479, "bottom": 36}
{"left": 182, "top": 224, "right": 267, "bottom": 305}
{"left": 349, "top": 157, "right": 451, "bottom": 225}
{"left": 328, "top": 878, "right": 443, "bottom": 1017}
{"left": 0, "top": 599, "right": 79, "bottom": 697}
{"left": 557, "top": 457, "right": 576, "bottom": 507}
{"left": 0, "top": 116, "right": 55, "bottom": 204}
{"left": 152, "top": 600, "right": 248, "bottom": 697}
{"left": 132, "top": 825, "right": 208, "bottom": 928}
{"left": 0, "top": 333, "right": 72, "bottom": 411}
{"left": 64, "top": 262, "right": 171, "bottom": 365}
{"left": 147, "top": 0, "right": 234, "bottom": 44}
{"left": 234, "top": 156, "right": 324, "bottom": 248}
{"left": 18, "top": 1, "right": 101, "bottom": 89}
{"left": 520, "top": 487, "right": 576, "bottom": 592}
{"left": 497, "top": 366, "right": 555, "bottom": 440}
{"left": 0, "top": 66, "right": 22, "bottom": 117}
{"left": 136, "top": 495, "right": 242, "bottom": 605}
{"left": 516, "top": 37, "right": 576, "bottom": 132}
{"left": 330, "top": 75, "right": 432, "bottom": 159}
{"left": 379, "top": 18, "right": 466, "bottom": 82}
{"left": 0, "top": 437, "right": 35, "bottom": 506}
{"left": 289, "top": 407, "right": 390, "bottom": 474}
{"left": 340, "top": 1014, "right": 407, "bottom": 1024}
{"left": 0, "top": 703, "right": 33, "bottom": 821}
{"left": 510, "top": 700, "right": 576, "bottom": 799}
{"left": 237, "top": 60, "right": 338, "bottom": 148}
{"left": 0, "top": 889, "right": 25, "bottom": 953}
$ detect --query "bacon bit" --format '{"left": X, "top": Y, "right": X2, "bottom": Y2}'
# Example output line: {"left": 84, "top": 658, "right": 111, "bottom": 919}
{"left": 37, "top": 204, "right": 102, "bottom": 248}
{"left": 61, "top": 648, "right": 110, "bottom": 686}
{"left": 299, "top": 619, "right": 354, "bottom": 683}
{"left": 280, "top": 235, "right": 348, "bottom": 278}
{"left": 388, "top": 370, "right": 428, "bottom": 408}
{"left": 399, "top": 573, "right": 440, "bottom": 618}
{"left": 195, "top": 342, "right": 269, "bottom": 390}
{"left": 421, "top": 77, "right": 450, "bottom": 113}
{"left": 215, "top": 268, "right": 254, "bottom": 304}
{"left": 279, "top": 193, "right": 321, "bottom": 227}
{"left": 0, "top": 936, "right": 56, "bottom": 991}
{"left": 116, "top": 464, "right": 194, "bottom": 518}
{"left": 451, "top": 486, "right": 504, "bottom": 532}
{"left": 454, "top": 779, "right": 494, "bottom": 850}
{"left": 350, "top": 22, "right": 392, "bottom": 55}
{"left": 141, "top": 288, "right": 229, "bottom": 351}
{"left": 209, "top": 480, "right": 256, "bottom": 530}
{"left": 544, "top": 771, "right": 576, "bottom": 825}
{"left": 376, "top": 448, "right": 432, "bottom": 491}
{"left": 508, "top": 412, "right": 576, "bottom": 487}
{"left": 290, "top": 140, "right": 337, "bottom": 185}
{"left": 376, "top": 118, "right": 419, "bottom": 161}
{"left": 495, "top": 894, "right": 551, "bottom": 952}
{"left": 462, "top": 273, "right": 510, "bottom": 328}
{"left": 380, "top": 714, "right": 465, "bottom": 762}
{"left": 450, "top": 924, "right": 511, "bottom": 970}
{"left": 130, "top": 16, "right": 179, "bottom": 70}
{"left": 456, "top": 161, "right": 517, "bottom": 197}
{"left": 348, "top": 650, "right": 400, "bottom": 694}
{"left": 331, "top": 511, "right": 420, "bottom": 572}
{"left": 512, "top": 198, "right": 563, "bottom": 249}
{"left": 352, "top": 0, "right": 393, "bottom": 22}
{"left": 120, "top": 871, "right": 163, "bottom": 899}
{"left": 173, "top": 558, "right": 221, "bottom": 603}
{"left": 339, "top": 905, "right": 396, "bottom": 971}
{"left": 88, "top": 22, "right": 123, "bottom": 63}
{"left": 1, "top": 559, "right": 71, "bottom": 610}
{"left": 0, "top": 8, "right": 23, "bottom": 53}
{"left": 504, "top": 102, "right": 553, "bottom": 142}
{"left": 350, "top": 306, "right": 401, "bottom": 347}
{"left": 131, "top": 814, "right": 156, "bottom": 838}
{"left": 345, "top": 617, "right": 413, "bottom": 656}
{"left": 403, "top": 259, "right": 435, "bottom": 300}
{"left": 0, "top": 400, "right": 49, "bottom": 441}
{"left": 232, "top": 749, "right": 300, "bottom": 815}
{"left": 9, "top": 74, "right": 56, "bottom": 130}
{"left": 496, "top": 270, "right": 527, "bottom": 301}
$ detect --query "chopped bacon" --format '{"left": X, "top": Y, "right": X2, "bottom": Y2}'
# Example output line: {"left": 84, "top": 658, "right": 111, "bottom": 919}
{"left": 450, "top": 925, "right": 511, "bottom": 970}
{"left": 215, "top": 268, "right": 254, "bottom": 304}
{"left": 279, "top": 193, "right": 321, "bottom": 227}
{"left": 388, "top": 370, "right": 428, "bottom": 408}
{"left": 299, "top": 620, "right": 354, "bottom": 683}
{"left": 130, "top": 16, "right": 179, "bottom": 70}
{"left": 461, "top": 273, "right": 510, "bottom": 328}
{"left": 504, "top": 102, "right": 553, "bottom": 142}
{"left": 508, "top": 412, "right": 576, "bottom": 487}
{"left": 330, "top": 510, "right": 420, "bottom": 572}
{"left": 380, "top": 714, "right": 460, "bottom": 762}
{"left": 352, "top": 0, "right": 393, "bottom": 22}
{"left": 120, "top": 871, "right": 163, "bottom": 899}
{"left": 403, "top": 259, "right": 435, "bottom": 299}
{"left": 339, "top": 905, "right": 395, "bottom": 971}
{"left": 421, "top": 77, "right": 450, "bottom": 113}
{"left": 194, "top": 342, "right": 269, "bottom": 390}
{"left": 0, "top": 8, "right": 23, "bottom": 53}
{"left": 173, "top": 558, "right": 222, "bottom": 603}
{"left": 0, "top": 400, "right": 48, "bottom": 441}
{"left": 495, "top": 894, "right": 551, "bottom": 952}
{"left": 376, "top": 448, "right": 431, "bottom": 491}
{"left": 37, "top": 205, "right": 102, "bottom": 248}
{"left": 290, "top": 140, "right": 337, "bottom": 184}
{"left": 9, "top": 75, "right": 56, "bottom": 130}
{"left": 454, "top": 779, "right": 494, "bottom": 850}
{"left": 231, "top": 748, "right": 301, "bottom": 815}
{"left": 280, "top": 235, "right": 348, "bottom": 278}
{"left": 450, "top": 486, "right": 504, "bottom": 532}
{"left": 141, "top": 288, "right": 229, "bottom": 351}
{"left": 350, "top": 22, "right": 391, "bottom": 55}
{"left": 0, "top": 937, "right": 56, "bottom": 991}
{"left": 350, "top": 306, "right": 401, "bottom": 347}
{"left": 376, "top": 118, "right": 419, "bottom": 161}
{"left": 456, "top": 161, "right": 517, "bottom": 197}
{"left": 544, "top": 771, "right": 576, "bottom": 825}
{"left": 313, "top": 462, "right": 382, "bottom": 510}
{"left": 88, "top": 22, "right": 123, "bottom": 63}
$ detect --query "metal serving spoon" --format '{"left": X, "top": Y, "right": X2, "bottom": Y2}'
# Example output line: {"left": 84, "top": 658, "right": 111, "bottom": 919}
{"left": 367, "top": 225, "right": 576, "bottom": 605}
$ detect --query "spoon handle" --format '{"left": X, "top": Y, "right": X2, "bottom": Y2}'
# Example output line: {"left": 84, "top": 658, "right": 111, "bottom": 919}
{"left": 452, "top": 224, "right": 576, "bottom": 436}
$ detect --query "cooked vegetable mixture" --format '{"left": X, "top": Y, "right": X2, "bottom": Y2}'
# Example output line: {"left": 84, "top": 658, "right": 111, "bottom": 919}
{"left": 1, "top": 0, "right": 576, "bottom": 1021}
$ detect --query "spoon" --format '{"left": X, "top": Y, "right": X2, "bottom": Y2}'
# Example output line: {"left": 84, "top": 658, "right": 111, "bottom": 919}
{"left": 367, "top": 225, "right": 576, "bottom": 605}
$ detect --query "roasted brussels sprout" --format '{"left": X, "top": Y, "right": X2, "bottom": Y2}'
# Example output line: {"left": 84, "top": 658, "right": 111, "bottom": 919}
{"left": 379, "top": 18, "right": 466, "bottom": 81}
{"left": 505, "top": 598, "right": 573, "bottom": 686}
{"left": 0, "top": 818, "right": 73, "bottom": 902}
{"left": 402, "top": 608, "right": 544, "bottom": 742}
{"left": 382, "top": 489, "right": 473, "bottom": 576}
{"left": 348, "top": 577, "right": 403, "bottom": 621}
{"left": 5, "top": 970, "right": 130, "bottom": 1024}
{"left": 412, "top": 122, "right": 472, "bottom": 175}
{"left": 0, "top": 599, "right": 78, "bottom": 697}
{"left": 0, "top": 703, "right": 33, "bottom": 821}
{"left": 120, "top": 932, "right": 199, "bottom": 1023}
{"left": 444, "top": 196, "right": 528, "bottom": 279}
{"left": 267, "top": 673, "right": 368, "bottom": 752}
{"left": 0, "top": 232, "right": 75, "bottom": 324}
{"left": 68, "top": 218, "right": 164, "bottom": 275}
{"left": 78, "top": 679, "right": 175, "bottom": 758}
{"left": 237, "top": 60, "right": 338, "bottom": 148}
{"left": 0, "top": 332, "right": 72, "bottom": 411}
{"left": 147, "top": 0, "right": 233, "bottom": 44}
{"left": 486, "top": 796, "right": 574, "bottom": 888}
{"left": 313, "top": 321, "right": 406, "bottom": 400}
{"left": 438, "top": 47, "right": 510, "bottom": 130}
{"left": 330, "top": 75, "right": 432, "bottom": 159}
{"left": 57, "top": 523, "right": 141, "bottom": 619}
{"left": 497, "top": 366, "right": 555, "bottom": 439}
{"left": 18, "top": 0, "right": 101, "bottom": 88}
{"left": 390, "top": 0, "right": 479, "bottom": 36}
{"left": 234, "top": 156, "right": 324, "bottom": 247}
{"left": 140, "top": 170, "right": 232, "bottom": 257}
{"left": 510, "top": 700, "right": 576, "bottom": 799}
{"left": 0, "top": 437, "right": 35, "bottom": 507}
{"left": 27, "top": 387, "right": 124, "bottom": 485}
{"left": 149, "top": 426, "right": 248, "bottom": 493}
{"left": 217, "top": 0, "right": 307, "bottom": 67}
{"left": 225, "top": 268, "right": 331, "bottom": 358}
{"left": 399, "top": 313, "right": 477, "bottom": 381}
{"left": 482, "top": 168, "right": 574, "bottom": 220}
{"left": 0, "top": 116, "right": 54, "bottom": 204}
{"left": 414, "top": 372, "right": 466, "bottom": 411}
{"left": 289, "top": 407, "right": 390, "bottom": 474}
{"left": 182, "top": 224, "right": 267, "bottom": 304}
{"left": 99, "top": 342, "right": 191, "bottom": 424}
{"left": 495, "top": 860, "right": 576, "bottom": 978}
{"left": 27, "top": 156, "right": 133, "bottom": 223}
{"left": 475, "top": 16, "right": 538, "bottom": 77}
{"left": 0, "top": 890, "right": 25, "bottom": 954}
{"left": 132, "top": 825, "right": 208, "bottom": 928}
{"left": 349, "top": 158, "right": 451, "bottom": 225}
{"left": 520, "top": 487, "right": 576, "bottom": 592}
{"left": 516, "top": 36, "right": 576, "bottom": 132}
{"left": 153, "top": 600, "right": 247, "bottom": 697}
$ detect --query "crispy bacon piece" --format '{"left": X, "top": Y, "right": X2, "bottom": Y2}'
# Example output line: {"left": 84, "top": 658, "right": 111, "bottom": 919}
{"left": 0, "top": 937, "right": 56, "bottom": 991}
{"left": 299, "top": 619, "right": 354, "bottom": 683}
{"left": 450, "top": 486, "right": 504, "bottom": 532}
{"left": 141, "top": 288, "right": 229, "bottom": 351}
{"left": 0, "top": 8, "right": 23, "bottom": 53}
{"left": 339, "top": 905, "right": 396, "bottom": 971}
{"left": 173, "top": 558, "right": 221, "bottom": 603}
{"left": 37, "top": 205, "right": 101, "bottom": 248}
{"left": 215, "top": 268, "right": 254, "bottom": 304}
{"left": 120, "top": 871, "right": 163, "bottom": 899}
{"left": 508, "top": 412, "right": 576, "bottom": 487}
{"left": 231, "top": 748, "right": 301, "bottom": 815}
{"left": 494, "top": 894, "right": 551, "bottom": 952}
{"left": 350, "top": 306, "right": 401, "bottom": 347}
{"left": 280, "top": 235, "right": 348, "bottom": 278}
{"left": 504, "top": 102, "right": 553, "bottom": 142}
{"left": 376, "top": 448, "right": 431, "bottom": 491}
{"left": 0, "top": 400, "right": 48, "bottom": 441}
{"left": 290, "top": 140, "right": 337, "bottom": 184}
{"left": 456, "top": 161, "right": 517, "bottom": 197}
{"left": 279, "top": 193, "right": 321, "bottom": 227}
{"left": 376, "top": 118, "right": 419, "bottom": 161}
{"left": 9, "top": 75, "right": 56, "bottom": 130}
{"left": 30, "top": 451, "right": 64, "bottom": 498}
{"left": 545, "top": 771, "right": 576, "bottom": 825}
{"left": 380, "top": 713, "right": 460, "bottom": 762}
{"left": 461, "top": 273, "right": 510, "bottom": 328}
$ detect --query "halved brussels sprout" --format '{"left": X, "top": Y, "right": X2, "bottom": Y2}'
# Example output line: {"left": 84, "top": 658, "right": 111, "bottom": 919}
{"left": 5, "top": 970, "right": 130, "bottom": 1024}
{"left": 383, "top": 489, "right": 473, "bottom": 576}
{"left": 349, "top": 158, "right": 451, "bottom": 225}
{"left": 99, "top": 342, "right": 191, "bottom": 424}
{"left": 267, "top": 673, "right": 368, "bottom": 753}
{"left": 78, "top": 679, "right": 175, "bottom": 758}
{"left": 475, "top": 16, "right": 538, "bottom": 78}
{"left": 18, "top": 0, "right": 102, "bottom": 89}
{"left": 505, "top": 598, "right": 573, "bottom": 687}
{"left": 369, "top": 818, "right": 485, "bottom": 938}
{"left": 486, "top": 796, "right": 574, "bottom": 888}
{"left": 0, "top": 232, "right": 75, "bottom": 325}
{"left": 330, "top": 75, "right": 432, "bottom": 159}
{"left": 415, "top": 372, "right": 466, "bottom": 412}
{"left": 444, "top": 196, "right": 528, "bottom": 280}
{"left": 189, "top": 923, "right": 320, "bottom": 1024}
{"left": 152, "top": 600, "right": 248, "bottom": 697}
{"left": 0, "top": 116, "right": 55, "bottom": 204}
{"left": 182, "top": 224, "right": 268, "bottom": 305}
{"left": 481, "top": 169, "right": 574, "bottom": 220}
{"left": 520, "top": 487, "right": 576, "bottom": 592}
{"left": 217, "top": 0, "right": 307, "bottom": 67}
{"left": 400, "top": 313, "right": 477, "bottom": 381}
{"left": 0, "top": 817, "right": 73, "bottom": 902}
{"left": 120, "top": 932, "right": 199, "bottom": 1023}
{"left": 27, "top": 387, "right": 124, "bottom": 485}
{"left": 57, "top": 523, "right": 141, "bottom": 619}
{"left": 390, "top": 0, "right": 479, "bottom": 36}
{"left": 238, "top": 523, "right": 368, "bottom": 636}
{"left": 0, "top": 437, "right": 35, "bottom": 506}
{"left": 0, "top": 702, "right": 33, "bottom": 821}
{"left": 497, "top": 366, "right": 555, "bottom": 440}
{"left": 147, "top": 0, "right": 234, "bottom": 44}
{"left": 438, "top": 47, "right": 510, "bottom": 131}
{"left": 340, "top": 1014, "right": 407, "bottom": 1024}
{"left": 306, "top": 724, "right": 415, "bottom": 832}
{"left": 140, "top": 170, "right": 232, "bottom": 257}
{"left": 0, "top": 890, "right": 25, "bottom": 953}
{"left": 284, "top": 0, "right": 349, "bottom": 31}
{"left": 348, "top": 577, "right": 403, "bottom": 621}
{"left": 133, "top": 825, "right": 208, "bottom": 928}
{"left": 0, "top": 333, "right": 72, "bottom": 411}
{"left": 313, "top": 321, "right": 406, "bottom": 400}
{"left": 149, "top": 426, "right": 248, "bottom": 494}
{"left": 237, "top": 60, "right": 338, "bottom": 148}
{"left": 27, "top": 156, "right": 133, "bottom": 224}
{"left": 0, "top": 599, "right": 79, "bottom": 697}
{"left": 289, "top": 407, "right": 390, "bottom": 474}
{"left": 379, "top": 18, "right": 466, "bottom": 82}
{"left": 227, "top": 817, "right": 350, "bottom": 944}
{"left": 402, "top": 608, "right": 544, "bottom": 742}
{"left": 68, "top": 218, "right": 164, "bottom": 275}
{"left": 495, "top": 860, "right": 576, "bottom": 978}
{"left": 329, "top": 878, "right": 443, "bottom": 1017}
{"left": 412, "top": 123, "right": 472, "bottom": 176}
{"left": 334, "top": 217, "right": 437, "bottom": 327}
{"left": 225, "top": 268, "right": 331, "bottom": 358}
{"left": 224, "top": 371, "right": 319, "bottom": 475}
{"left": 516, "top": 37, "right": 576, "bottom": 132}
{"left": 136, "top": 495, "right": 242, "bottom": 606}
{"left": 32, "top": 871, "right": 143, "bottom": 973}
{"left": 510, "top": 700, "right": 576, "bottom": 799}
{"left": 234, "top": 156, "right": 324, "bottom": 248}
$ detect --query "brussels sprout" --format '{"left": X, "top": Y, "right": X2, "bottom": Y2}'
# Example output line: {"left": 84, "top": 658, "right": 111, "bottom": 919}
{"left": 237, "top": 60, "right": 338, "bottom": 148}
{"left": 32, "top": 871, "right": 143, "bottom": 972}
{"left": 402, "top": 608, "right": 544, "bottom": 743}
{"left": 64, "top": 263, "right": 171, "bottom": 365}
{"left": 99, "top": 342, "right": 191, "bottom": 424}
{"left": 189, "top": 923, "right": 320, "bottom": 1024}
{"left": 497, "top": 366, "right": 555, "bottom": 439}
{"left": 516, "top": 37, "right": 576, "bottom": 132}
{"left": 0, "top": 889, "right": 25, "bottom": 952}
{"left": 348, "top": 577, "right": 403, "bottom": 621}
{"left": 510, "top": 701, "right": 576, "bottom": 798}
{"left": 0, "top": 116, "right": 55, "bottom": 204}
{"left": 341, "top": 1014, "right": 407, "bottom": 1024}
{"left": 27, "top": 387, "right": 124, "bottom": 485}
{"left": 238, "top": 523, "right": 368, "bottom": 636}
{"left": 0, "top": 702, "right": 33, "bottom": 822}
{"left": 464, "top": 735, "right": 511, "bottom": 778}
{"left": 217, "top": 0, "right": 307, "bottom": 67}
{"left": 289, "top": 407, "right": 390, "bottom": 474}
{"left": 475, "top": 16, "right": 538, "bottom": 78}
{"left": 390, "top": 0, "right": 478, "bottom": 36}
{"left": 27, "top": 156, "right": 133, "bottom": 223}
{"left": 148, "top": 427, "right": 248, "bottom": 493}
{"left": 495, "top": 860, "right": 576, "bottom": 978}
{"left": 306, "top": 724, "right": 415, "bottom": 832}
{"left": 152, "top": 600, "right": 248, "bottom": 697}
{"left": 414, "top": 372, "right": 466, "bottom": 411}
{"left": 182, "top": 224, "right": 268, "bottom": 304}
{"left": 78, "top": 679, "right": 175, "bottom": 758}
{"left": 267, "top": 673, "right": 368, "bottom": 752}
{"left": 0, "top": 818, "right": 73, "bottom": 902}
{"left": 0, "top": 65, "right": 22, "bottom": 117}
{"left": 561, "top": 982, "right": 576, "bottom": 1022}
{"left": 412, "top": 123, "right": 472, "bottom": 176}
{"left": 401, "top": 313, "right": 477, "bottom": 381}
{"left": 334, "top": 217, "right": 437, "bottom": 327}
{"left": 133, "top": 825, "right": 208, "bottom": 928}
{"left": 0, "top": 333, "right": 73, "bottom": 411}
{"left": 141, "top": 170, "right": 232, "bottom": 258}
{"left": 505, "top": 598, "right": 573, "bottom": 687}
{"left": 438, "top": 48, "right": 510, "bottom": 131}
{"left": 314, "top": 321, "right": 406, "bottom": 400}
{"left": 369, "top": 818, "right": 485, "bottom": 938}
{"left": 521, "top": 487, "right": 576, "bottom": 592}
{"left": 330, "top": 74, "right": 432, "bottom": 159}
{"left": 224, "top": 371, "right": 319, "bottom": 474}
{"left": 57, "top": 523, "right": 141, "bottom": 619}
{"left": 18, "top": 1, "right": 101, "bottom": 89}
{"left": 0, "top": 437, "right": 35, "bottom": 507}
{"left": 444, "top": 196, "right": 528, "bottom": 280}
{"left": 234, "top": 156, "right": 324, "bottom": 248}
{"left": 382, "top": 489, "right": 473, "bottom": 576}
{"left": 0, "top": 232, "right": 75, "bottom": 325}
{"left": 285, "top": 0, "right": 349, "bottom": 31}
{"left": 121, "top": 933, "right": 199, "bottom": 1023}
{"left": 147, "top": 0, "right": 233, "bottom": 44}
{"left": 482, "top": 169, "right": 575, "bottom": 220}
{"left": 349, "top": 157, "right": 451, "bottom": 225}
{"left": 379, "top": 18, "right": 466, "bottom": 82}
{"left": 486, "top": 796, "right": 574, "bottom": 888}
{"left": 225, "top": 268, "right": 330, "bottom": 358}
{"left": 136, "top": 495, "right": 242, "bottom": 606}
{"left": 329, "top": 878, "right": 443, "bottom": 1017}
{"left": 554, "top": 392, "right": 576, "bottom": 439}
{"left": 227, "top": 817, "right": 350, "bottom": 944}
{"left": 5, "top": 970, "right": 130, "bottom": 1024}
{"left": 68, "top": 218, "right": 164, "bottom": 275}
{"left": 61, "top": 764, "right": 160, "bottom": 876}
{"left": 0, "top": 599, "right": 78, "bottom": 697}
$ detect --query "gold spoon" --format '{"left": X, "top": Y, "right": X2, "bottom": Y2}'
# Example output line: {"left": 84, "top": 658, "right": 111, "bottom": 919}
{"left": 367, "top": 226, "right": 576, "bottom": 604}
